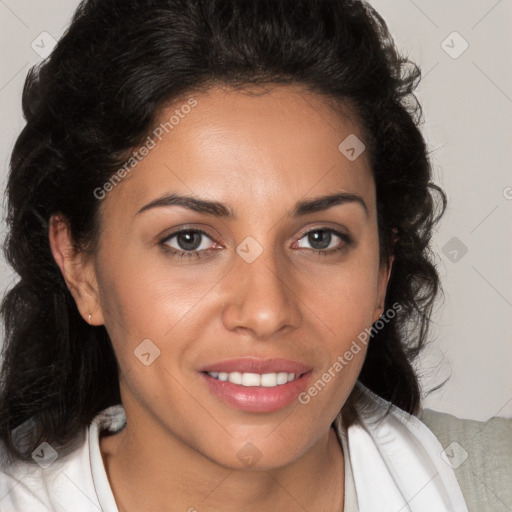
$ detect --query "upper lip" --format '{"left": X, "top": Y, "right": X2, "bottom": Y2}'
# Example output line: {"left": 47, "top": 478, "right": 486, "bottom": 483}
{"left": 199, "top": 357, "right": 312, "bottom": 375}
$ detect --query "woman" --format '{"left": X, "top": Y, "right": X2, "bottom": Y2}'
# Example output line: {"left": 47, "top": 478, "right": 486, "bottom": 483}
{"left": 0, "top": 0, "right": 469, "bottom": 510}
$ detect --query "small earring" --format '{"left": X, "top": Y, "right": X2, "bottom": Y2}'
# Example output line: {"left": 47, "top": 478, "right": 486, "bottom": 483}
{"left": 88, "top": 313, "right": 92, "bottom": 324}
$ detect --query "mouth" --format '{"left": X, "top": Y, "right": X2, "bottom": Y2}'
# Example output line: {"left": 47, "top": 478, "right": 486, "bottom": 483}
{"left": 198, "top": 358, "right": 313, "bottom": 413}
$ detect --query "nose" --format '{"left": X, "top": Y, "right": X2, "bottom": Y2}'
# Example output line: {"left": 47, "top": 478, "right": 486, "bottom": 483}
{"left": 221, "top": 246, "right": 301, "bottom": 339}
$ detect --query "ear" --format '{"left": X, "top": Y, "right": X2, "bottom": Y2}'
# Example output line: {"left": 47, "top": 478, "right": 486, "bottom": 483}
{"left": 372, "top": 229, "right": 397, "bottom": 323}
{"left": 48, "top": 214, "right": 104, "bottom": 325}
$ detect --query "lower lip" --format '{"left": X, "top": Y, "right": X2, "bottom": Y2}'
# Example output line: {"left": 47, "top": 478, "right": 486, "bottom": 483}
{"left": 200, "top": 372, "right": 312, "bottom": 413}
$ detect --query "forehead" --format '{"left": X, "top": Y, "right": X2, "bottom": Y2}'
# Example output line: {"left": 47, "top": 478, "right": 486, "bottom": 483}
{"left": 100, "top": 84, "right": 375, "bottom": 220}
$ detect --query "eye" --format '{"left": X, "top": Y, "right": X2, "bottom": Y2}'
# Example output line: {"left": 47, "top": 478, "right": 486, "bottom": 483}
{"left": 159, "top": 229, "right": 217, "bottom": 259}
{"left": 295, "top": 228, "right": 351, "bottom": 255}
{"left": 159, "top": 226, "right": 352, "bottom": 260}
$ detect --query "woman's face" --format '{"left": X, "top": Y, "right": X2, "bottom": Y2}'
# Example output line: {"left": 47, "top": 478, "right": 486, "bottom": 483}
{"left": 83, "top": 84, "right": 391, "bottom": 469}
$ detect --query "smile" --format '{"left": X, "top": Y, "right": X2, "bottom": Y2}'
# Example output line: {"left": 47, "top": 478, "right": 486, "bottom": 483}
{"left": 199, "top": 358, "right": 313, "bottom": 413}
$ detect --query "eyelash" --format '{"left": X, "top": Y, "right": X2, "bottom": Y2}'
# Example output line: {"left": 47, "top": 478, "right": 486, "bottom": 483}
{"left": 158, "top": 227, "right": 352, "bottom": 260}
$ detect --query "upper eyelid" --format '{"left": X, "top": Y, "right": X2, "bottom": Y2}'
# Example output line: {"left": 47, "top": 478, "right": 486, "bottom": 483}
{"left": 295, "top": 226, "right": 348, "bottom": 240}
{"left": 161, "top": 227, "right": 213, "bottom": 244}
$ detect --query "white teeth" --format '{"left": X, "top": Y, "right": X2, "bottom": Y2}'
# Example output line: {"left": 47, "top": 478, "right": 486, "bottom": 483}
{"left": 276, "top": 372, "right": 288, "bottom": 385}
{"left": 207, "top": 371, "right": 297, "bottom": 387}
{"left": 260, "top": 373, "right": 277, "bottom": 387}
{"left": 228, "top": 372, "right": 242, "bottom": 385}
{"left": 241, "top": 373, "right": 261, "bottom": 386}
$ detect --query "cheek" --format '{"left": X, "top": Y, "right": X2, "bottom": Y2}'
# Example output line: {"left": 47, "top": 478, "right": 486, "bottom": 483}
{"left": 295, "top": 260, "right": 378, "bottom": 413}
{"left": 309, "top": 258, "right": 381, "bottom": 334}
{"left": 98, "top": 250, "right": 211, "bottom": 339}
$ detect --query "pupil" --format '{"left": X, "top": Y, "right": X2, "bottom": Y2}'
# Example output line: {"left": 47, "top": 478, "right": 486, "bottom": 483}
{"left": 309, "top": 230, "right": 331, "bottom": 250}
{"left": 178, "top": 232, "right": 201, "bottom": 251}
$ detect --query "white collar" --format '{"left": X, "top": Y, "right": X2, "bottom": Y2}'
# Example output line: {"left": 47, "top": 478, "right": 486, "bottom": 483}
{"left": 333, "top": 383, "right": 469, "bottom": 511}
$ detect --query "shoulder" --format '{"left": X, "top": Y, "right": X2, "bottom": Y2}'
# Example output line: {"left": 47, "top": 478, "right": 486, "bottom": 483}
{"left": 0, "top": 429, "right": 100, "bottom": 512}
{"left": 419, "top": 408, "right": 512, "bottom": 512}
{"left": 342, "top": 383, "right": 469, "bottom": 511}
{"left": 0, "top": 405, "right": 125, "bottom": 512}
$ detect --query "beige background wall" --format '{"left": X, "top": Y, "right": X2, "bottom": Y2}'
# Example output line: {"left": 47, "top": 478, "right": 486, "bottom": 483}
{"left": 1, "top": 0, "right": 511, "bottom": 421}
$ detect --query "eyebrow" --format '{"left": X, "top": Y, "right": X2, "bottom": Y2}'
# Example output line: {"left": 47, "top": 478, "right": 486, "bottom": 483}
{"left": 135, "top": 191, "right": 368, "bottom": 218}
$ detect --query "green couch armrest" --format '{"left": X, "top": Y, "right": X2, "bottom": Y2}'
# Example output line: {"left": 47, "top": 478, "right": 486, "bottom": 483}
{"left": 419, "top": 408, "right": 512, "bottom": 512}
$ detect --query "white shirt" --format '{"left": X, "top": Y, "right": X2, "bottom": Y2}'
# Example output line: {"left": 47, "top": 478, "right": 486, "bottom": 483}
{"left": 0, "top": 383, "right": 467, "bottom": 512}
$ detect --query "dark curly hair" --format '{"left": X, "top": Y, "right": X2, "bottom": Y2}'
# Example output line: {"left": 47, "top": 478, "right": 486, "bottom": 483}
{"left": 0, "top": 0, "right": 446, "bottom": 462}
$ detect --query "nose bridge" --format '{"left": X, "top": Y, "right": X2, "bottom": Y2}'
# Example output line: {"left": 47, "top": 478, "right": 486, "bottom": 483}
{"left": 222, "top": 236, "right": 299, "bottom": 336}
